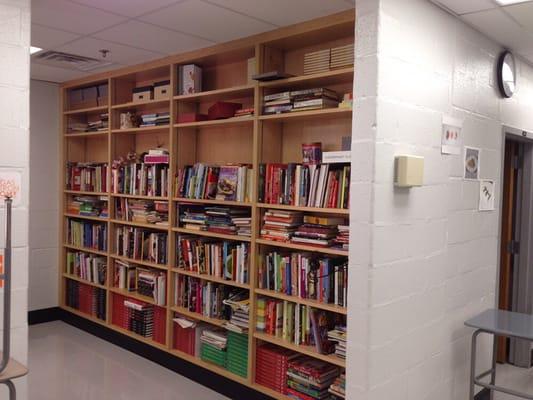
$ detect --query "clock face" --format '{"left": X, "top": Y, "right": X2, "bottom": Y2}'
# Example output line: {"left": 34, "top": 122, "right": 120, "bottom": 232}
{"left": 498, "top": 51, "right": 516, "bottom": 98}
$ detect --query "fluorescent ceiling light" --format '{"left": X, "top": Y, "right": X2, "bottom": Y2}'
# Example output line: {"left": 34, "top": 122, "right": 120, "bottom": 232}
{"left": 495, "top": 0, "right": 533, "bottom": 5}
{"left": 30, "top": 46, "right": 42, "bottom": 55}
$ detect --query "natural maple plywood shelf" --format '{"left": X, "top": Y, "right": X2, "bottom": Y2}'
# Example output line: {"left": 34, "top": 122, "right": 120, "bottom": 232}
{"left": 111, "top": 98, "right": 170, "bottom": 110}
{"left": 173, "top": 227, "right": 251, "bottom": 242}
{"left": 111, "top": 324, "right": 169, "bottom": 352}
{"left": 64, "top": 213, "right": 108, "bottom": 222}
{"left": 110, "top": 254, "right": 169, "bottom": 271}
{"left": 174, "top": 84, "right": 254, "bottom": 102}
{"left": 259, "top": 67, "right": 354, "bottom": 89}
{"left": 259, "top": 107, "right": 352, "bottom": 122}
{"left": 64, "top": 105, "right": 108, "bottom": 115}
{"left": 63, "top": 305, "right": 108, "bottom": 326}
{"left": 64, "top": 190, "right": 109, "bottom": 196}
{"left": 174, "top": 116, "right": 254, "bottom": 129}
{"left": 111, "top": 125, "right": 170, "bottom": 134}
{"left": 173, "top": 197, "right": 253, "bottom": 207}
{"left": 256, "top": 203, "right": 349, "bottom": 215}
{"left": 112, "top": 193, "right": 169, "bottom": 200}
{"left": 172, "top": 268, "right": 251, "bottom": 290}
{"left": 111, "top": 218, "right": 170, "bottom": 231}
{"left": 256, "top": 238, "right": 349, "bottom": 256}
{"left": 253, "top": 332, "right": 345, "bottom": 368}
{"left": 63, "top": 243, "right": 108, "bottom": 257}
{"left": 171, "top": 306, "right": 228, "bottom": 328}
{"left": 254, "top": 288, "right": 347, "bottom": 315}
{"left": 65, "top": 131, "right": 109, "bottom": 138}
{"left": 109, "top": 287, "right": 162, "bottom": 306}
{"left": 63, "top": 274, "right": 107, "bottom": 290}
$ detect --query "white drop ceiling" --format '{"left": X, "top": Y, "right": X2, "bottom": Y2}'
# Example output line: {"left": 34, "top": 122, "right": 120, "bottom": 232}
{"left": 30, "top": 0, "right": 355, "bottom": 83}
{"left": 432, "top": 0, "right": 533, "bottom": 64}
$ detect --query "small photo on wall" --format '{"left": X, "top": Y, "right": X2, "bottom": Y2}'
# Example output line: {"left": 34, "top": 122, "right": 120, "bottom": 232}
{"left": 464, "top": 147, "right": 480, "bottom": 180}
{"left": 479, "top": 180, "right": 495, "bottom": 211}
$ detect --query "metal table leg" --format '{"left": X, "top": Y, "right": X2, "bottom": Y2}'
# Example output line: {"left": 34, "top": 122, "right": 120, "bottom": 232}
{"left": 490, "top": 334, "right": 498, "bottom": 400}
{"left": 2, "top": 380, "right": 16, "bottom": 400}
{"left": 471, "top": 329, "right": 482, "bottom": 400}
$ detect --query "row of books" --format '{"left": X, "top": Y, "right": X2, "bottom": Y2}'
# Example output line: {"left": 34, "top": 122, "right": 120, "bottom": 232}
{"left": 179, "top": 205, "right": 251, "bottom": 237}
{"left": 115, "top": 198, "right": 169, "bottom": 225}
{"left": 115, "top": 226, "right": 168, "bottom": 265}
{"left": 263, "top": 88, "right": 339, "bottom": 115}
{"left": 304, "top": 43, "right": 354, "bottom": 75}
{"left": 66, "top": 219, "right": 107, "bottom": 251}
{"left": 258, "top": 251, "right": 348, "bottom": 307}
{"left": 139, "top": 112, "right": 169, "bottom": 127}
{"left": 66, "top": 250, "right": 107, "bottom": 286}
{"left": 256, "top": 298, "right": 344, "bottom": 356}
{"left": 261, "top": 211, "right": 349, "bottom": 251}
{"left": 177, "top": 235, "right": 249, "bottom": 284}
{"left": 111, "top": 293, "right": 166, "bottom": 344}
{"left": 137, "top": 268, "right": 167, "bottom": 306}
{"left": 67, "top": 195, "right": 108, "bottom": 218}
{"left": 111, "top": 162, "right": 169, "bottom": 197}
{"left": 176, "top": 164, "right": 253, "bottom": 202}
{"left": 258, "top": 163, "right": 350, "bottom": 209}
{"left": 67, "top": 113, "right": 109, "bottom": 133}
{"left": 66, "top": 279, "right": 106, "bottom": 321}
{"left": 66, "top": 162, "right": 108, "bottom": 192}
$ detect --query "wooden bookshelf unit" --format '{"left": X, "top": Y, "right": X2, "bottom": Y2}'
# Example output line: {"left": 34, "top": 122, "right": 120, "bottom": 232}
{"left": 59, "top": 10, "right": 354, "bottom": 400}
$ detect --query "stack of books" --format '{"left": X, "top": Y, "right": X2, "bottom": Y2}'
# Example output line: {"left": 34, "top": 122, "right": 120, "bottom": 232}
{"left": 205, "top": 206, "right": 250, "bottom": 236}
{"left": 176, "top": 164, "right": 253, "bottom": 202}
{"left": 223, "top": 291, "right": 250, "bottom": 333}
{"left": 290, "top": 215, "right": 345, "bottom": 248}
{"left": 263, "top": 92, "right": 293, "bottom": 114}
{"left": 66, "top": 162, "right": 108, "bottom": 192}
{"left": 328, "top": 374, "right": 345, "bottom": 399}
{"left": 330, "top": 44, "right": 354, "bottom": 69}
{"left": 139, "top": 112, "right": 170, "bottom": 127}
{"left": 137, "top": 267, "right": 166, "bottom": 306}
{"left": 255, "top": 344, "right": 299, "bottom": 394}
{"left": 66, "top": 280, "right": 106, "bottom": 321}
{"left": 286, "top": 357, "right": 341, "bottom": 400}
{"left": 260, "top": 210, "right": 303, "bottom": 242}
{"left": 113, "top": 259, "right": 137, "bottom": 291}
{"left": 226, "top": 331, "right": 249, "bottom": 378}
{"left": 338, "top": 93, "right": 353, "bottom": 109}
{"left": 234, "top": 107, "right": 254, "bottom": 118}
{"left": 232, "top": 214, "right": 251, "bottom": 237}
{"left": 111, "top": 161, "right": 169, "bottom": 197}
{"left": 86, "top": 113, "right": 109, "bottom": 132}
{"left": 67, "top": 219, "right": 107, "bottom": 251}
{"left": 327, "top": 327, "right": 346, "bottom": 359}
{"left": 263, "top": 88, "right": 339, "bottom": 115}
{"left": 333, "top": 225, "right": 349, "bottom": 251}
{"left": 66, "top": 250, "right": 107, "bottom": 285}
{"left": 144, "top": 148, "right": 169, "bottom": 164}
{"left": 304, "top": 49, "right": 331, "bottom": 75}
{"left": 115, "top": 226, "right": 168, "bottom": 264}
{"left": 259, "top": 163, "right": 350, "bottom": 209}
{"left": 257, "top": 252, "right": 347, "bottom": 307}
{"left": 200, "top": 328, "right": 228, "bottom": 368}
{"left": 115, "top": 198, "right": 169, "bottom": 225}
{"left": 124, "top": 299, "right": 154, "bottom": 338}
{"left": 67, "top": 195, "right": 108, "bottom": 218}
{"left": 179, "top": 207, "right": 207, "bottom": 230}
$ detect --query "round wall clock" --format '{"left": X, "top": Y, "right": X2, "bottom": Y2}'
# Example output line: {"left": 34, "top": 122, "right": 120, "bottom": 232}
{"left": 497, "top": 51, "right": 516, "bottom": 98}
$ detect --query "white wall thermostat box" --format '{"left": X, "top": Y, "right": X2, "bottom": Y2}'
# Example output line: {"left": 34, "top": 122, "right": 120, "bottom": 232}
{"left": 394, "top": 155, "right": 424, "bottom": 187}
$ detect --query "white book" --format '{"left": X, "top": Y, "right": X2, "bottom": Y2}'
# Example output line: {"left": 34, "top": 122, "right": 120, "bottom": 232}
{"left": 315, "top": 164, "right": 330, "bottom": 207}
{"left": 294, "top": 165, "right": 301, "bottom": 206}
{"left": 307, "top": 164, "right": 318, "bottom": 207}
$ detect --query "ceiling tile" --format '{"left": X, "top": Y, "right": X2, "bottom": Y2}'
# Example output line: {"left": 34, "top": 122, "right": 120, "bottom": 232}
{"left": 56, "top": 37, "right": 164, "bottom": 65}
{"left": 93, "top": 20, "right": 214, "bottom": 55}
{"left": 31, "top": 24, "right": 80, "bottom": 50}
{"left": 205, "top": 0, "right": 353, "bottom": 26}
{"left": 139, "top": 0, "right": 276, "bottom": 42}
{"left": 504, "top": 2, "right": 533, "bottom": 33}
{"left": 70, "top": 0, "right": 183, "bottom": 18}
{"left": 432, "top": 0, "right": 496, "bottom": 15}
{"left": 32, "top": 0, "right": 127, "bottom": 35}
{"left": 30, "top": 63, "right": 88, "bottom": 83}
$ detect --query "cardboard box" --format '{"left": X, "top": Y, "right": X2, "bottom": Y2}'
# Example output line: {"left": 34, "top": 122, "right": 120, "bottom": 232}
{"left": 132, "top": 85, "right": 153, "bottom": 103}
{"left": 154, "top": 80, "right": 170, "bottom": 100}
{"left": 207, "top": 102, "right": 241, "bottom": 120}
{"left": 178, "top": 64, "right": 202, "bottom": 95}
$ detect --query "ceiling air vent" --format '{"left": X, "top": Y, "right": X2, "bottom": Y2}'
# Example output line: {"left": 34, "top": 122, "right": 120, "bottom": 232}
{"left": 32, "top": 50, "right": 113, "bottom": 72}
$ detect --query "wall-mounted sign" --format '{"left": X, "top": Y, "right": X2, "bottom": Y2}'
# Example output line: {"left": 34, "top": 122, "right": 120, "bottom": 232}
{"left": 479, "top": 180, "right": 495, "bottom": 211}
{"left": 464, "top": 147, "right": 480, "bottom": 180}
{"left": 441, "top": 116, "right": 463, "bottom": 155}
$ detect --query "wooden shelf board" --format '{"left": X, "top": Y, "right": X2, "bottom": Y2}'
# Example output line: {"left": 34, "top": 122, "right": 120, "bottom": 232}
{"left": 254, "top": 288, "right": 347, "bottom": 315}
{"left": 174, "top": 116, "right": 254, "bottom": 129}
{"left": 110, "top": 254, "right": 169, "bottom": 270}
{"left": 253, "top": 332, "right": 345, "bottom": 368}
{"left": 64, "top": 105, "right": 108, "bottom": 115}
{"left": 64, "top": 190, "right": 108, "bottom": 196}
{"left": 64, "top": 131, "right": 109, "bottom": 138}
{"left": 255, "top": 238, "right": 349, "bottom": 256}
{"left": 63, "top": 274, "right": 107, "bottom": 289}
{"left": 172, "top": 268, "right": 250, "bottom": 289}
{"left": 174, "top": 84, "right": 255, "bottom": 102}
{"left": 111, "top": 219, "right": 169, "bottom": 231}
{"left": 256, "top": 203, "right": 349, "bottom": 215}
{"left": 173, "top": 227, "right": 251, "bottom": 242}
{"left": 173, "top": 197, "right": 252, "bottom": 207}
{"left": 253, "top": 384, "right": 292, "bottom": 400}
{"left": 109, "top": 287, "right": 164, "bottom": 306}
{"left": 111, "top": 125, "right": 170, "bottom": 134}
{"left": 62, "top": 305, "right": 108, "bottom": 327}
{"left": 111, "top": 99, "right": 170, "bottom": 110}
{"left": 112, "top": 193, "right": 169, "bottom": 200}
{"left": 63, "top": 243, "right": 108, "bottom": 257}
{"left": 110, "top": 324, "right": 168, "bottom": 352}
{"left": 259, "top": 107, "right": 352, "bottom": 122}
{"left": 170, "top": 306, "right": 229, "bottom": 328}
{"left": 259, "top": 67, "right": 354, "bottom": 89}
{"left": 64, "top": 213, "right": 108, "bottom": 222}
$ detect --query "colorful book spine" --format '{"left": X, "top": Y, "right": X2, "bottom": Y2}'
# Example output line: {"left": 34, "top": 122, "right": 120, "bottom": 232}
{"left": 66, "top": 250, "right": 107, "bottom": 285}
{"left": 111, "top": 162, "right": 169, "bottom": 197}
{"left": 114, "top": 226, "right": 168, "bottom": 264}
{"left": 66, "top": 218, "right": 107, "bottom": 251}
{"left": 66, "top": 162, "right": 108, "bottom": 192}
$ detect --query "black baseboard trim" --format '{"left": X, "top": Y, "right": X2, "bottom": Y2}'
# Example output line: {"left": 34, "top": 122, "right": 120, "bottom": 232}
{"left": 28, "top": 306, "right": 62, "bottom": 325}
{"left": 475, "top": 388, "right": 490, "bottom": 400}
{"left": 42, "top": 309, "right": 272, "bottom": 400}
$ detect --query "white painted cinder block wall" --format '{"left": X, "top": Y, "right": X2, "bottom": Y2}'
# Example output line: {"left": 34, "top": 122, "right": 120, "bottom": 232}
{"left": 29, "top": 79, "right": 59, "bottom": 311}
{"left": 0, "top": 0, "right": 31, "bottom": 398}
{"left": 347, "top": 0, "right": 533, "bottom": 399}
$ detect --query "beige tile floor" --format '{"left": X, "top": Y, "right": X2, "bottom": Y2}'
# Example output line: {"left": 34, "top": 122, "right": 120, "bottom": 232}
{"left": 28, "top": 321, "right": 229, "bottom": 400}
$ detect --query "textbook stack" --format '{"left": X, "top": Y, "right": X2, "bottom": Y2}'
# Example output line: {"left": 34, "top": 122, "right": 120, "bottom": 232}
{"left": 260, "top": 210, "right": 303, "bottom": 242}
{"left": 328, "top": 374, "right": 345, "bottom": 399}
{"left": 115, "top": 198, "right": 169, "bottom": 225}
{"left": 67, "top": 195, "right": 108, "bottom": 218}
{"left": 327, "top": 327, "right": 347, "bottom": 360}
{"left": 139, "top": 112, "right": 170, "bottom": 127}
{"left": 262, "top": 88, "right": 339, "bottom": 115}
{"left": 303, "top": 49, "right": 331, "bottom": 75}
{"left": 333, "top": 225, "right": 349, "bottom": 251}
{"left": 226, "top": 331, "right": 249, "bottom": 378}
{"left": 291, "top": 215, "right": 345, "bottom": 248}
{"left": 286, "top": 357, "right": 341, "bottom": 400}
{"left": 200, "top": 328, "right": 228, "bottom": 368}
{"left": 255, "top": 344, "right": 299, "bottom": 394}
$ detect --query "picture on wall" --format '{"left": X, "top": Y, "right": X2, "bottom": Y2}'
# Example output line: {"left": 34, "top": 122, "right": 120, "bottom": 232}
{"left": 441, "top": 116, "right": 463, "bottom": 155}
{"left": 464, "top": 147, "right": 480, "bottom": 180}
{"left": 479, "top": 180, "right": 495, "bottom": 211}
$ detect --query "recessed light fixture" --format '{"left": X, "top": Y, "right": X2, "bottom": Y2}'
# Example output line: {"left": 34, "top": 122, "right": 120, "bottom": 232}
{"left": 495, "top": 0, "right": 532, "bottom": 5}
{"left": 30, "top": 46, "right": 42, "bottom": 55}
